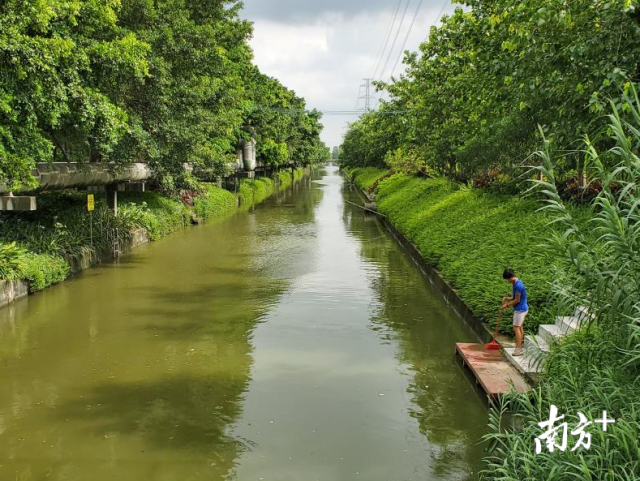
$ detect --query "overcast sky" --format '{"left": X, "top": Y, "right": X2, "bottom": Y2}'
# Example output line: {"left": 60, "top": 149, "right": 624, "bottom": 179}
{"left": 240, "top": 0, "right": 457, "bottom": 148}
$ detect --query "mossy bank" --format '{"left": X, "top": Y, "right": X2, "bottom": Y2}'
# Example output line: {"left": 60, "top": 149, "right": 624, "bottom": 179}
{"left": 344, "top": 167, "right": 591, "bottom": 335}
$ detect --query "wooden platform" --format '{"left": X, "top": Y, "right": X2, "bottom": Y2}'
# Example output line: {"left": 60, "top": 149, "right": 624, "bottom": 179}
{"left": 455, "top": 343, "right": 531, "bottom": 399}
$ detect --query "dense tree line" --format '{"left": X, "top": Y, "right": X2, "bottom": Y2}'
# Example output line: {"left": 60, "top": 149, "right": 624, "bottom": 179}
{"left": 341, "top": 0, "right": 640, "bottom": 187}
{"left": 0, "top": 0, "right": 328, "bottom": 191}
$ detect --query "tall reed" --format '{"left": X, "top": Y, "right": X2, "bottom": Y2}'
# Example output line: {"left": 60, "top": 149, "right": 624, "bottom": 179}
{"left": 481, "top": 86, "right": 640, "bottom": 480}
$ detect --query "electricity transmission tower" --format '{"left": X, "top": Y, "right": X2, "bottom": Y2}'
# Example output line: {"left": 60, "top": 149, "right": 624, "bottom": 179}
{"left": 359, "top": 78, "right": 373, "bottom": 112}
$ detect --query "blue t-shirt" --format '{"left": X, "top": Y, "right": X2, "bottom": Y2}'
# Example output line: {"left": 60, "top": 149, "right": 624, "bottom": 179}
{"left": 513, "top": 279, "right": 529, "bottom": 312}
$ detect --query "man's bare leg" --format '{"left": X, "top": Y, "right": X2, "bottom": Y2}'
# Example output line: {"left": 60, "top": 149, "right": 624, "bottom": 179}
{"left": 515, "top": 326, "right": 524, "bottom": 349}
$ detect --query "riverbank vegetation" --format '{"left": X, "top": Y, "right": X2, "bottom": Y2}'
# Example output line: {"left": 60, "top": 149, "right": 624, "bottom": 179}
{"left": 481, "top": 91, "right": 640, "bottom": 481}
{"left": 347, "top": 167, "right": 562, "bottom": 334}
{"left": 347, "top": 95, "right": 640, "bottom": 480}
{"left": 237, "top": 169, "right": 305, "bottom": 211}
{"left": 0, "top": 0, "right": 329, "bottom": 191}
{"left": 0, "top": 169, "right": 305, "bottom": 292}
{"left": 341, "top": 1, "right": 640, "bottom": 478}
{"left": 0, "top": 1, "right": 327, "bottom": 290}
{"left": 341, "top": 0, "right": 640, "bottom": 191}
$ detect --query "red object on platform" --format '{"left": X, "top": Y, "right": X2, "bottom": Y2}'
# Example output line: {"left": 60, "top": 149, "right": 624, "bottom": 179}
{"left": 485, "top": 308, "right": 505, "bottom": 351}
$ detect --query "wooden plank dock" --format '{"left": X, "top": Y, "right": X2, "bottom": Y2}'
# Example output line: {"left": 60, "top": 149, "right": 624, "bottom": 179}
{"left": 455, "top": 343, "right": 531, "bottom": 399}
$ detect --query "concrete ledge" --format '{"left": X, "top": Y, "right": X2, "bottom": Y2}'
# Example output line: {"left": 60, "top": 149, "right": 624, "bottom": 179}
{"left": 0, "top": 196, "right": 37, "bottom": 211}
{"left": 0, "top": 279, "right": 29, "bottom": 309}
{"left": 65, "top": 228, "right": 150, "bottom": 273}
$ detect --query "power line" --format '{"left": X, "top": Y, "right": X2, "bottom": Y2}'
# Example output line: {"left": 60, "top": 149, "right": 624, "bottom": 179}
{"left": 371, "top": 0, "right": 403, "bottom": 80}
{"left": 378, "top": 0, "right": 412, "bottom": 82}
{"left": 249, "top": 107, "right": 408, "bottom": 115}
{"left": 388, "top": 0, "right": 424, "bottom": 82}
{"left": 376, "top": 0, "right": 451, "bottom": 106}
{"left": 353, "top": 85, "right": 363, "bottom": 110}
{"left": 319, "top": 110, "right": 407, "bottom": 115}
{"left": 424, "top": 0, "right": 450, "bottom": 42}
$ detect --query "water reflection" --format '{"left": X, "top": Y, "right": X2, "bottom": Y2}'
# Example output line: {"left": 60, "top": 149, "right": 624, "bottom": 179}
{"left": 0, "top": 168, "right": 486, "bottom": 481}
{"left": 0, "top": 181, "right": 313, "bottom": 481}
{"left": 342, "top": 178, "right": 487, "bottom": 480}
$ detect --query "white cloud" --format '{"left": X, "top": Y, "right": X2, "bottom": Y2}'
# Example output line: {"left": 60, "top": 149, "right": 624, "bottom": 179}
{"left": 243, "top": 1, "right": 458, "bottom": 147}
{"left": 251, "top": 21, "right": 330, "bottom": 68}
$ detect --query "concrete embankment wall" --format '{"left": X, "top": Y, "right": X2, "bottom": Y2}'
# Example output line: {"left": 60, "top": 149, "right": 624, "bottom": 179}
{"left": 0, "top": 280, "right": 29, "bottom": 309}
{"left": 0, "top": 228, "right": 150, "bottom": 309}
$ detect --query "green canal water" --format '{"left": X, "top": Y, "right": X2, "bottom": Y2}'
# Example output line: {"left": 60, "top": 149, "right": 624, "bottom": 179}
{"left": 0, "top": 167, "right": 487, "bottom": 481}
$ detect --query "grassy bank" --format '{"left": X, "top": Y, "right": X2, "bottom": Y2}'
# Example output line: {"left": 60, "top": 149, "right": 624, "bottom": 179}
{"left": 347, "top": 167, "right": 389, "bottom": 192}
{"left": 345, "top": 90, "right": 640, "bottom": 480}
{"left": 0, "top": 169, "right": 305, "bottom": 293}
{"left": 346, "top": 164, "right": 638, "bottom": 479}
{"left": 345, "top": 167, "right": 590, "bottom": 335}
{"left": 237, "top": 168, "right": 305, "bottom": 212}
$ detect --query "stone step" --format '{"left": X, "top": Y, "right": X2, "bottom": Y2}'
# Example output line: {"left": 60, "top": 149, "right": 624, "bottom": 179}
{"left": 574, "top": 305, "right": 595, "bottom": 323}
{"left": 503, "top": 348, "right": 543, "bottom": 376}
{"left": 539, "top": 324, "right": 564, "bottom": 345}
{"left": 555, "top": 316, "right": 581, "bottom": 334}
{"left": 503, "top": 308, "right": 592, "bottom": 380}
{"left": 525, "top": 334, "right": 550, "bottom": 353}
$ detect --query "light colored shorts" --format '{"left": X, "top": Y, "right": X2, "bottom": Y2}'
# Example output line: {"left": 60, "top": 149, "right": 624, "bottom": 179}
{"left": 513, "top": 310, "right": 529, "bottom": 327}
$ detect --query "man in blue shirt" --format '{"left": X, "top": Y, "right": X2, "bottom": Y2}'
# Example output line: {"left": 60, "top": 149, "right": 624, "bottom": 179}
{"left": 502, "top": 269, "right": 529, "bottom": 356}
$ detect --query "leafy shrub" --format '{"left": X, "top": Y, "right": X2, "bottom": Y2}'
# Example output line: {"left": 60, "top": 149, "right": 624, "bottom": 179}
{"left": 345, "top": 167, "right": 388, "bottom": 191}
{"left": 0, "top": 239, "right": 70, "bottom": 291}
{"left": 192, "top": 184, "right": 238, "bottom": 222}
{"left": 20, "top": 253, "right": 70, "bottom": 292}
{"left": 120, "top": 192, "right": 191, "bottom": 240}
{"left": 384, "top": 147, "right": 429, "bottom": 175}
{"left": 237, "top": 177, "right": 275, "bottom": 211}
{"left": 0, "top": 242, "right": 27, "bottom": 280}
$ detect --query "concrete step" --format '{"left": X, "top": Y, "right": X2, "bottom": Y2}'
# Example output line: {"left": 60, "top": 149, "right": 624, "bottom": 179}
{"left": 525, "top": 334, "right": 550, "bottom": 353}
{"left": 574, "top": 305, "right": 595, "bottom": 323}
{"left": 503, "top": 348, "right": 544, "bottom": 376}
{"left": 538, "top": 324, "right": 564, "bottom": 345}
{"left": 503, "top": 308, "right": 592, "bottom": 380}
{"left": 555, "top": 316, "right": 581, "bottom": 334}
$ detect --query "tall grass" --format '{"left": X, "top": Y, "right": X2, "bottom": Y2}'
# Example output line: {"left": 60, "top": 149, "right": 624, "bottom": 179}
{"left": 0, "top": 242, "right": 29, "bottom": 281}
{"left": 481, "top": 87, "right": 640, "bottom": 480}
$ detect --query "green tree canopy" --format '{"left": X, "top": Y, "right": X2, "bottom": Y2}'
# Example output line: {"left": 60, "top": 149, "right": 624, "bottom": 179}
{"left": 341, "top": 0, "right": 640, "bottom": 184}
{"left": 0, "top": 0, "right": 327, "bottom": 190}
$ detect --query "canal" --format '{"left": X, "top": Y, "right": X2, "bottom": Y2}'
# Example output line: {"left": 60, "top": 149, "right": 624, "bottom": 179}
{"left": 0, "top": 167, "right": 487, "bottom": 481}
